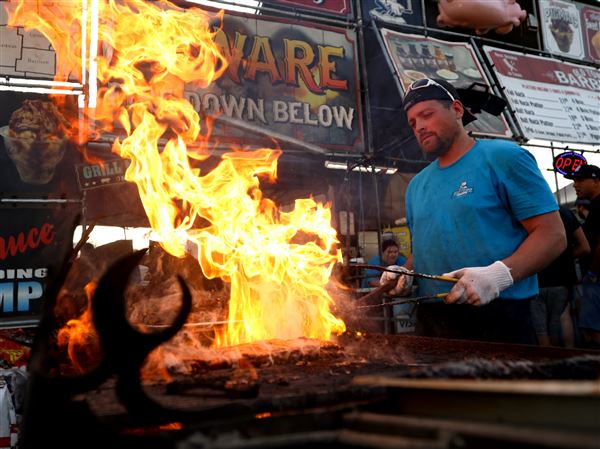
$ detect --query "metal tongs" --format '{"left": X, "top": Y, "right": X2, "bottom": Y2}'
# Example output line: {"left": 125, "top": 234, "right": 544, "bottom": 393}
{"left": 356, "top": 264, "right": 458, "bottom": 284}
{"left": 354, "top": 264, "right": 457, "bottom": 304}
{"left": 357, "top": 293, "right": 448, "bottom": 309}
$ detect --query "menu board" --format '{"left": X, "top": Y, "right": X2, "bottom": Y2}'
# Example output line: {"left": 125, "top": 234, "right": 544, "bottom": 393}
{"left": 379, "top": 29, "right": 510, "bottom": 137}
{"left": 484, "top": 46, "right": 600, "bottom": 144}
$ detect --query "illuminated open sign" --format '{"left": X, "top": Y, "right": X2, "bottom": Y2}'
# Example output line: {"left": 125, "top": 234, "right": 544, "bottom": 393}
{"left": 553, "top": 151, "right": 587, "bottom": 176}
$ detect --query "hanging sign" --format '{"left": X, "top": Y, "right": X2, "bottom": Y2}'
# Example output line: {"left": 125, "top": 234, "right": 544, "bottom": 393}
{"left": 379, "top": 29, "right": 511, "bottom": 137}
{"left": 483, "top": 46, "right": 600, "bottom": 144}
{"left": 553, "top": 151, "right": 587, "bottom": 176}
{"left": 177, "top": 12, "right": 363, "bottom": 152}
{"left": 75, "top": 158, "right": 130, "bottom": 190}
{"left": 0, "top": 206, "right": 78, "bottom": 318}
{"left": 540, "top": 0, "right": 585, "bottom": 60}
{"left": 539, "top": 0, "right": 600, "bottom": 64}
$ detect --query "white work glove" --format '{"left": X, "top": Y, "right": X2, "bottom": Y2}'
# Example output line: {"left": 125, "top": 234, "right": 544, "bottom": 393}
{"left": 379, "top": 265, "right": 413, "bottom": 296}
{"left": 379, "top": 265, "right": 402, "bottom": 284}
{"left": 443, "top": 261, "right": 513, "bottom": 306}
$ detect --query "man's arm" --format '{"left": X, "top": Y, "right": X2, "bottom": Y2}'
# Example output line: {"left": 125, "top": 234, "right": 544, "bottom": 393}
{"left": 502, "top": 210, "right": 566, "bottom": 282}
{"left": 585, "top": 234, "right": 600, "bottom": 282}
{"left": 445, "top": 210, "right": 566, "bottom": 305}
{"left": 571, "top": 226, "right": 591, "bottom": 260}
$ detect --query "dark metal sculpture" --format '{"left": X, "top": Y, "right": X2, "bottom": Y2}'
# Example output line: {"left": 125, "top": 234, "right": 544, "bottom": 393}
{"left": 20, "top": 246, "right": 192, "bottom": 449}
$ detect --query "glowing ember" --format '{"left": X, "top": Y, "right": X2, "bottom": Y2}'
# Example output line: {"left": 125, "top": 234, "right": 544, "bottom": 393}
{"left": 7, "top": 0, "right": 345, "bottom": 347}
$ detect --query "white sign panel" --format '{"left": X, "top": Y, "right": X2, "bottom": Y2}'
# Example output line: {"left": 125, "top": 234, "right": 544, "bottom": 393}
{"left": 484, "top": 46, "right": 600, "bottom": 144}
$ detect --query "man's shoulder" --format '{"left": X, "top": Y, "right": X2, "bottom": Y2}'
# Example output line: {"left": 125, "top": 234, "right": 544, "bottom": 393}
{"left": 477, "top": 138, "right": 524, "bottom": 156}
{"left": 477, "top": 139, "right": 538, "bottom": 175}
{"left": 409, "top": 160, "right": 437, "bottom": 185}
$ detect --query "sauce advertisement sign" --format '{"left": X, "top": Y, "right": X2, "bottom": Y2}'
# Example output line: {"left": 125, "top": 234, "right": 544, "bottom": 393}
{"left": 183, "top": 12, "right": 363, "bottom": 152}
{"left": 379, "top": 29, "right": 510, "bottom": 137}
{"left": 0, "top": 207, "right": 77, "bottom": 318}
{"left": 484, "top": 46, "right": 600, "bottom": 144}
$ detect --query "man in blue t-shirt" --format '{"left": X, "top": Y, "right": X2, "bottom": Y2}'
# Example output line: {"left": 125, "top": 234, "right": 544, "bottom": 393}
{"left": 362, "top": 239, "right": 407, "bottom": 288}
{"left": 387, "top": 78, "right": 566, "bottom": 344}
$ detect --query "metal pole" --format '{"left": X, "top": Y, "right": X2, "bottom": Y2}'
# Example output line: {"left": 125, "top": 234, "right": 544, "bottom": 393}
{"left": 355, "top": 0, "right": 374, "bottom": 155}
{"left": 531, "top": 0, "right": 543, "bottom": 51}
{"left": 370, "top": 165, "right": 390, "bottom": 334}
{"left": 551, "top": 146, "right": 561, "bottom": 205}
{"left": 345, "top": 164, "right": 352, "bottom": 264}
{"left": 0, "top": 198, "right": 82, "bottom": 204}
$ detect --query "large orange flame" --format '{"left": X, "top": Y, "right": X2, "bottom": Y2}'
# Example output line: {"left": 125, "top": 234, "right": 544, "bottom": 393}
{"left": 7, "top": 0, "right": 345, "bottom": 346}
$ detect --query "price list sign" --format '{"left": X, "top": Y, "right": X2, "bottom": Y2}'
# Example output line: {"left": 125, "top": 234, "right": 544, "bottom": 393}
{"left": 484, "top": 46, "right": 599, "bottom": 144}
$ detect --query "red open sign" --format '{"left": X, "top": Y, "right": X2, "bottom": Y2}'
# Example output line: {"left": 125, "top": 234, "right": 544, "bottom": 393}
{"left": 553, "top": 152, "right": 587, "bottom": 176}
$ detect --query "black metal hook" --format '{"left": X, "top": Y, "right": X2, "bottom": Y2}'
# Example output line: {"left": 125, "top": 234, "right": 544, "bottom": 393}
{"left": 92, "top": 249, "right": 192, "bottom": 416}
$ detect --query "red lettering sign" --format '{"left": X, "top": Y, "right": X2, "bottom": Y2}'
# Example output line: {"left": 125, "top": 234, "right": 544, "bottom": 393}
{"left": 0, "top": 224, "right": 56, "bottom": 261}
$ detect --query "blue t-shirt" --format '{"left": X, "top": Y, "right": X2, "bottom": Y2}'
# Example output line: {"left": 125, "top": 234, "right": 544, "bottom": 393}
{"left": 362, "top": 254, "right": 407, "bottom": 288}
{"left": 406, "top": 139, "right": 558, "bottom": 299}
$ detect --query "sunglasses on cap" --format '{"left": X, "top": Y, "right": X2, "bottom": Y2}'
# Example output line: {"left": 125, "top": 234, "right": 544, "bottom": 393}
{"left": 406, "top": 78, "right": 457, "bottom": 103}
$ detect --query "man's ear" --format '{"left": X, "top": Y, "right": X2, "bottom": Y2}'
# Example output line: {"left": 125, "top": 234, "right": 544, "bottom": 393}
{"left": 451, "top": 100, "right": 464, "bottom": 121}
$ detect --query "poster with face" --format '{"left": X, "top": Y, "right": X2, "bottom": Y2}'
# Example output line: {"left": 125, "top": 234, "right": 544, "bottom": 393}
{"left": 0, "top": 91, "right": 81, "bottom": 196}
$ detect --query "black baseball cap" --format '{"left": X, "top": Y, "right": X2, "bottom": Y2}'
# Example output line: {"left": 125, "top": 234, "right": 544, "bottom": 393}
{"left": 564, "top": 164, "right": 600, "bottom": 180}
{"left": 402, "top": 78, "right": 477, "bottom": 125}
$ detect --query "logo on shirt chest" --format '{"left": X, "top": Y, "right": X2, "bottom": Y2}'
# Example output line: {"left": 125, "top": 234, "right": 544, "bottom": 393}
{"left": 452, "top": 181, "right": 473, "bottom": 198}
